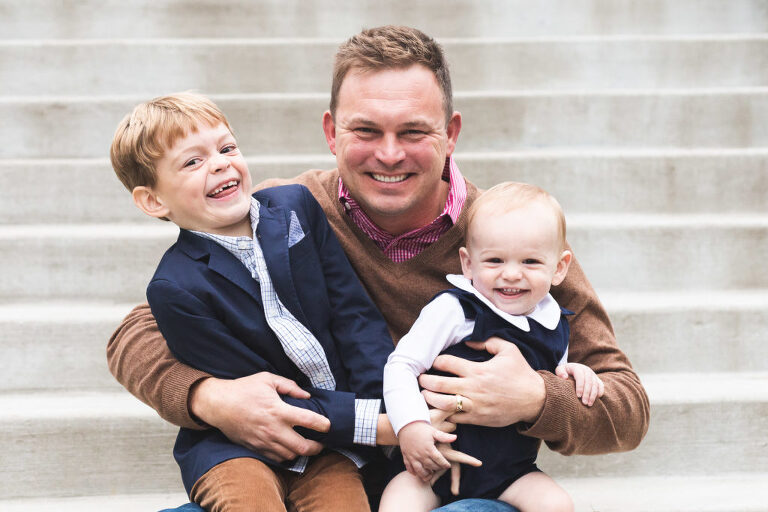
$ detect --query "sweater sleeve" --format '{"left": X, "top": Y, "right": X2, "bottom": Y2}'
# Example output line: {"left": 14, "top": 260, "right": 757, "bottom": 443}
{"left": 519, "top": 252, "right": 651, "bottom": 455}
{"left": 106, "top": 303, "right": 210, "bottom": 429}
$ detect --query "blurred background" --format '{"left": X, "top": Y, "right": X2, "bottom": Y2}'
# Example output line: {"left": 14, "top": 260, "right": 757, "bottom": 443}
{"left": 1, "top": 0, "right": 767, "bottom": 509}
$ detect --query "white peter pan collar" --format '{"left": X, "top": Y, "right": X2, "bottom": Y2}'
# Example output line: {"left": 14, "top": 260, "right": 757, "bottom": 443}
{"left": 445, "top": 274, "right": 562, "bottom": 332}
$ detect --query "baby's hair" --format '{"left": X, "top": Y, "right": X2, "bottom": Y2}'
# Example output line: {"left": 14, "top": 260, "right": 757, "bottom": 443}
{"left": 466, "top": 182, "right": 567, "bottom": 250}
{"left": 110, "top": 92, "right": 232, "bottom": 192}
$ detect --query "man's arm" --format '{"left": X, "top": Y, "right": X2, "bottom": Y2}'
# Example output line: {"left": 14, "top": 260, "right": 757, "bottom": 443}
{"left": 419, "top": 254, "right": 650, "bottom": 456}
{"left": 106, "top": 303, "right": 327, "bottom": 461}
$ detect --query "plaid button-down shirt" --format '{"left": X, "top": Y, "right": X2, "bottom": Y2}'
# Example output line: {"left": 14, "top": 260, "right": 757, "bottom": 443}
{"left": 338, "top": 156, "right": 467, "bottom": 262}
{"left": 194, "top": 198, "right": 379, "bottom": 472}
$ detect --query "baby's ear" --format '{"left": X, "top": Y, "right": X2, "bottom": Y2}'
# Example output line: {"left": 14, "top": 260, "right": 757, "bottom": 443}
{"left": 551, "top": 249, "right": 573, "bottom": 286}
{"left": 132, "top": 186, "right": 170, "bottom": 220}
{"left": 459, "top": 247, "right": 473, "bottom": 280}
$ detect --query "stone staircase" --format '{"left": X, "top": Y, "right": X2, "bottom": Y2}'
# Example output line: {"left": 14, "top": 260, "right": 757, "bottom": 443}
{"left": 1, "top": 0, "right": 767, "bottom": 509}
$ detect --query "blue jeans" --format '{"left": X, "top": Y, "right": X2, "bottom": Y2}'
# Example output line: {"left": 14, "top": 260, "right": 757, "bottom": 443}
{"left": 159, "top": 499, "right": 518, "bottom": 511}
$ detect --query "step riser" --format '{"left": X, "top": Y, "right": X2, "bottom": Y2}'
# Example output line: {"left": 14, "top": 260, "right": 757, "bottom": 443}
{"left": 2, "top": 306, "right": 767, "bottom": 392}
{"left": 3, "top": 398, "right": 764, "bottom": 498}
{"left": 3, "top": 154, "right": 767, "bottom": 225}
{"left": 1, "top": 225, "right": 764, "bottom": 301}
{"left": 4, "top": 40, "right": 767, "bottom": 96}
{"left": 6, "top": 93, "right": 768, "bottom": 158}
{"left": 540, "top": 400, "right": 768, "bottom": 478}
{"left": 3, "top": 0, "right": 766, "bottom": 38}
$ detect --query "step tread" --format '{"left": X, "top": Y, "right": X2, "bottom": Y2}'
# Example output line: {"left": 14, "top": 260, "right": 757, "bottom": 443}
{"left": 0, "top": 473, "right": 766, "bottom": 511}
{"left": 2, "top": 372, "right": 766, "bottom": 420}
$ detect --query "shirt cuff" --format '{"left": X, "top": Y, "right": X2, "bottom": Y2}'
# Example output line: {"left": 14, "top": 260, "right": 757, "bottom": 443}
{"left": 353, "top": 398, "right": 381, "bottom": 446}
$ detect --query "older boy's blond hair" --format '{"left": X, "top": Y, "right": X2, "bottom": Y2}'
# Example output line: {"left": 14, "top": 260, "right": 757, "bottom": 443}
{"left": 110, "top": 92, "right": 232, "bottom": 192}
{"left": 466, "top": 182, "right": 567, "bottom": 250}
{"left": 330, "top": 25, "right": 453, "bottom": 123}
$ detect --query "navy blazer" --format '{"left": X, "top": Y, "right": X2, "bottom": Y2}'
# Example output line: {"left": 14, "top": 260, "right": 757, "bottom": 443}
{"left": 147, "top": 184, "right": 393, "bottom": 493}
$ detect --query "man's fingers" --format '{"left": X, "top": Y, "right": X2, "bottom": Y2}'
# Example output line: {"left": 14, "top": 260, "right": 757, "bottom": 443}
{"left": 270, "top": 374, "right": 310, "bottom": 399}
{"left": 598, "top": 378, "right": 605, "bottom": 397}
{"left": 285, "top": 404, "right": 330, "bottom": 433}
{"left": 465, "top": 336, "right": 511, "bottom": 356}
{"left": 450, "top": 462, "right": 461, "bottom": 495}
{"left": 426, "top": 354, "right": 474, "bottom": 380}
{"left": 436, "top": 444, "right": 482, "bottom": 467}
{"left": 555, "top": 365, "right": 569, "bottom": 379}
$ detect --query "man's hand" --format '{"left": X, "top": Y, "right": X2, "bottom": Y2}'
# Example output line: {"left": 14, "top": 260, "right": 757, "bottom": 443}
{"left": 418, "top": 337, "right": 546, "bottom": 427}
{"left": 433, "top": 442, "right": 483, "bottom": 495}
{"left": 189, "top": 373, "right": 330, "bottom": 461}
{"left": 555, "top": 362, "right": 605, "bottom": 406}
{"left": 398, "top": 421, "right": 456, "bottom": 482}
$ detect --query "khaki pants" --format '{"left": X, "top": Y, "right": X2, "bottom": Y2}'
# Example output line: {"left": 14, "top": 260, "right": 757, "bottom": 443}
{"left": 190, "top": 452, "right": 371, "bottom": 512}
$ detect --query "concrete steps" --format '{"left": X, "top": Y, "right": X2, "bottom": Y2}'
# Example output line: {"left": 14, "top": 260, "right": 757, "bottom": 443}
{"left": 4, "top": 0, "right": 766, "bottom": 508}
{"left": 3, "top": 293, "right": 765, "bottom": 394}
{"left": 3, "top": 36, "right": 767, "bottom": 96}
{"left": 5, "top": 90, "right": 768, "bottom": 158}
{"left": 2, "top": 473, "right": 767, "bottom": 511}
{"left": 3, "top": 374, "right": 765, "bottom": 498}
{"left": 3, "top": 150, "right": 767, "bottom": 225}
{"left": 1, "top": 216, "right": 766, "bottom": 301}
{"left": 3, "top": 0, "right": 766, "bottom": 39}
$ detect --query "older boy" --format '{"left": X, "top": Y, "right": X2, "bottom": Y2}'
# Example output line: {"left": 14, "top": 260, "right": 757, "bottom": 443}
{"left": 110, "top": 92, "right": 397, "bottom": 511}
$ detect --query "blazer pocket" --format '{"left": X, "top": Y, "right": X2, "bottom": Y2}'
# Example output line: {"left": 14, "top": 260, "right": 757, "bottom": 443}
{"left": 288, "top": 231, "right": 315, "bottom": 268}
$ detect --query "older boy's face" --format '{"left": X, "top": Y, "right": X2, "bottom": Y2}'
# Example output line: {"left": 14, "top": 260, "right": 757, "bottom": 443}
{"left": 322, "top": 64, "right": 461, "bottom": 235}
{"left": 152, "top": 122, "right": 253, "bottom": 236}
{"left": 459, "top": 201, "right": 569, "bottom": 316}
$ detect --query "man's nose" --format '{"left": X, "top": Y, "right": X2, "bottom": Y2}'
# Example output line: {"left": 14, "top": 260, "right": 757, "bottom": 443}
{"left": 374, "top": 134, "right": 406, "bottom": 167}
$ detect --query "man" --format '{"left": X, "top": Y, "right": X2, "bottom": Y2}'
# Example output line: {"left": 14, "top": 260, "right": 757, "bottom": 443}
{"left": 109, "top": 26, "right": 649, "bottom": 511}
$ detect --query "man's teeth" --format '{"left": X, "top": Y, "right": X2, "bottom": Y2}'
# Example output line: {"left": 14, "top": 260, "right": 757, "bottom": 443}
{"left": 208, "top": 180, "right": 238, "bottom": 196}
{"left": 371, "top": 173, "right": 407, "bottom": 183}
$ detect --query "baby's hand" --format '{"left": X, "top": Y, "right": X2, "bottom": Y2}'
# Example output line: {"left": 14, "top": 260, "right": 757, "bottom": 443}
{"left": 398, "top": 421, "right": 456, "bottom": 482}
{"left": 555, "top": 362, "right": 605, "bottom": 406}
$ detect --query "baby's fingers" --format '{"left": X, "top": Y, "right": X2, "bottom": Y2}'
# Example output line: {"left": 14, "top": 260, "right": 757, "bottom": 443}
{"left": 555, "top": 364, "right": 569, "bottom": 380}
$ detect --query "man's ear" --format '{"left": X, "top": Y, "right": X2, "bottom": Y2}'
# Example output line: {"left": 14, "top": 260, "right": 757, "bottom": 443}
{"left": 459, "top": 246, "right": 473, "bottom": 280}
{"left": 445, "top": 111, "right": 462, "bottom": 156}
{"left": 551, "top": 249, "right": 573, "bottom": 286}
{"left": 132, "top": 186, "right": 171, "bottom": 220}
{"left": 322, "top": 111, "right": 337, "bottom": 155}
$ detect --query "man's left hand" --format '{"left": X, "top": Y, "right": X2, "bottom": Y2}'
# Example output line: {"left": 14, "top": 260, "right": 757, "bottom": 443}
{"left": 418, "top": 337, "right": 546, "bottom": 427}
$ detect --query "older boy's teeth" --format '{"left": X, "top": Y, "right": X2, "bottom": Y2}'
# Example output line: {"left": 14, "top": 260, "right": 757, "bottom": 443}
{"left": 208, "top": 180, "right": 238, "bottom": 197}
{"left": 371, "top": 173, "right": 407, "bottom": 183}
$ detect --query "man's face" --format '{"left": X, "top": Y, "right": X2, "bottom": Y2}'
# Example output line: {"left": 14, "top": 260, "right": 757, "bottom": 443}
{"left": 323, "top": 64, "right": 461, "bottom": 234}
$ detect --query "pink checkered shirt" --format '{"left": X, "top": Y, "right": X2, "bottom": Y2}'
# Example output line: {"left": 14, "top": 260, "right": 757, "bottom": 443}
{"left": 338, "top": 156, "right": 467, "bottom": 263}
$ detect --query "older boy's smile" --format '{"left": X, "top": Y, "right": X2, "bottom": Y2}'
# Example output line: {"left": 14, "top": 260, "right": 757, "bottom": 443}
{"left": 207, "top": 179, "right": 241, "bottom": 199}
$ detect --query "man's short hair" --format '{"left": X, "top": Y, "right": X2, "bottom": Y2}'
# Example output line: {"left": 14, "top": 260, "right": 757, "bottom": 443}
{"left": 110, "top": 92, "right": 231, "bottom": 191}
{"left": 467, "top": 182, "right": 567, "bottom": 250}
{"left": 330, "top": 25, "right": 453, "bottom": 123}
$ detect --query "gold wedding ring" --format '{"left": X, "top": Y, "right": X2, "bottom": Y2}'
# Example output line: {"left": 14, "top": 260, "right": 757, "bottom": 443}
{"left": 455, "top": 394, "right": 464, "bottom": 413}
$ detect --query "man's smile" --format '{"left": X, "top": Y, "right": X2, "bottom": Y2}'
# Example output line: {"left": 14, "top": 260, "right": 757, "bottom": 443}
{"left": 370, "top": 173, "right": 409, "bottom": 183}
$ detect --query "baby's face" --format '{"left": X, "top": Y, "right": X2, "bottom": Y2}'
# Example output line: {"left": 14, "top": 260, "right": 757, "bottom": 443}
{"left": 459, "top": 201, "right": 570, "bottom": 316}
{"left": 151, "top": 122, "right": 253, "bottom": 236}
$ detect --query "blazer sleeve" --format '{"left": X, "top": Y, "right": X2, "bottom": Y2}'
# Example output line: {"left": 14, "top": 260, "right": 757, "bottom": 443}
{"left": 300, "top": 186, "right": 394, "bottom": 400}
{"left": 147, "top": 278, "right": 357, "bottom": 447}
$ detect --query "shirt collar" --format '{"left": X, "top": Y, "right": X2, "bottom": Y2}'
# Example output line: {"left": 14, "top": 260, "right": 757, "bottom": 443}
{"left": 337, "top": 155, "right": 467, "bottom": 225}
{"left": 191, "top": 197, "right": 261, "bottom": 245}
{"left": 445, "top": 274, "right": 562, "bottom": 331}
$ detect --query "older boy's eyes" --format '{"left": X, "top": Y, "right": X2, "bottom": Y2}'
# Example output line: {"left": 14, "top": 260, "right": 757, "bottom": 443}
{"left": 220, "top": 144, "right": 237, "bottom": 154}
{"left": 183, "top": 158, "right": 201, "bottom": 168}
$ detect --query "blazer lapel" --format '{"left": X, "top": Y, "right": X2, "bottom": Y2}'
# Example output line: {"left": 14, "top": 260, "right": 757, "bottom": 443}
{"left": 176, "top": 230, "right": 262, "bottom": 304}
{"left": 256, "top": 203, "right": 308, "bottom": 325}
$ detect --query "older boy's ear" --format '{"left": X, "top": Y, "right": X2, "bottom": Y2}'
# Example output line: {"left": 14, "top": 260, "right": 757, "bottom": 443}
{"left": 459, "top": 247, "right": 473, "bottom": 280}
{"left": 132, "top": 186, "right": 170, "bottom": 220}
{"left": 552, "top": 250, "right": 573, "bottom": 286}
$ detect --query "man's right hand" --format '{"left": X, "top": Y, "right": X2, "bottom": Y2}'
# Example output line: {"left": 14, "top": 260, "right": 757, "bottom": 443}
{"left": 189, "top": 372, "right": 330, "bottom": 461}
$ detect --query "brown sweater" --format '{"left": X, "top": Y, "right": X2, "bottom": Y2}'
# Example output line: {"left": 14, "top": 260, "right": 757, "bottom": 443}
{"left": 107, "top": 169, "right": 649, "bottom": 455}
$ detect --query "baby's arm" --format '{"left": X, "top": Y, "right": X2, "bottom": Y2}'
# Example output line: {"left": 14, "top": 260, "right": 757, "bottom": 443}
{"left": 555, "top": 362, "right": 605, "bottom": 406}
{"left": 398, "top": 420, "right": 455, "bottom": 481}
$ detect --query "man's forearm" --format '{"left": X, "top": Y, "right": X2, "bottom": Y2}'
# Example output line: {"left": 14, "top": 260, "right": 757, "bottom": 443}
{"left": 525, "top": 256, "right": 651, "bottom": 455}
{"left": 106, "top": 303, "right": 211, "bottom": 429}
